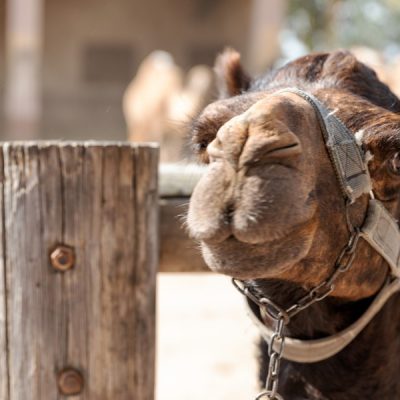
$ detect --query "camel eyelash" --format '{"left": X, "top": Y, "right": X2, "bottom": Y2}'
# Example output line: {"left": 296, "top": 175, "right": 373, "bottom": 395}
{"left": 191, "top": 126, "right": 216, "bottom": 154}
{"left": 192, "top": 141, "right": 208, "bottom": 153}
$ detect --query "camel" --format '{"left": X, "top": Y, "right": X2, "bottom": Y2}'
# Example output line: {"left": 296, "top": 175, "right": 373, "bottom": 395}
{"left": 187, "top": 49, "right": 400, "bottom": 399}
{"left": 123, "top": 51, "right": 214, "bottom": 162}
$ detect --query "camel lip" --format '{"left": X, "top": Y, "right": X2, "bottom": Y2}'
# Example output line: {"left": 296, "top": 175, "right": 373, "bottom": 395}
{"left": 201, "top": 233, "right": 278, "bottom": 247}
{"left": 199, "top": 214, "right": 318, "bottom": 276}
{"left": 223, "top": 234, "right": 279, "bottom": 246}
{"left": 199, "top": 235, "right": 299, "bottom": 280}
{"left": 235, "top": 215, "right": 317, "bottom": 246}
{"left": 200, "top": 222, "right": 316, "bottom": 281}
{"left": 201, "top": 229, "right": 294, "bottom": 248}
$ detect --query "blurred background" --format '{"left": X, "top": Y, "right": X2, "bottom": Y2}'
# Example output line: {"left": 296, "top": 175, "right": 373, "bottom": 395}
{"left": 2, "top": 0, "right": 400, "bottom": 399}
{"left": 2, "top": 0, "right": 400, "bottom": 147}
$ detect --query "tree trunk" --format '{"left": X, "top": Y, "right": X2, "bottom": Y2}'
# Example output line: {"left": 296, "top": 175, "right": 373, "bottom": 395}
{"left": 0, "top": 142, "right": 159, "bottom": 400}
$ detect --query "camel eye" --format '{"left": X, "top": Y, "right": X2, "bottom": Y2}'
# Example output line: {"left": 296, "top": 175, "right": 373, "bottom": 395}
{"left": 193, "top": 140, "right": 209, "bottom": 155}
{"left": 389, "top": 152, "right": 400, "bottom": 175}
{"left": 198, "top": 141, "right": 208, "bottom": 151}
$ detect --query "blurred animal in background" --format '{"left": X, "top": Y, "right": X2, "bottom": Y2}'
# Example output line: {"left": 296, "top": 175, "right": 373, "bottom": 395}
{"left": 123, "top": 51, "right": 214, "bottom": 162}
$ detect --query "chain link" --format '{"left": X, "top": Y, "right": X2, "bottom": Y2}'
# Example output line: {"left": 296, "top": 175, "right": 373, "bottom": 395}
{"left": 232, "top": 204, "right": 362, "bottom": 400}
{"left": 255, "top": 318, "right": 285, "bottom": 400}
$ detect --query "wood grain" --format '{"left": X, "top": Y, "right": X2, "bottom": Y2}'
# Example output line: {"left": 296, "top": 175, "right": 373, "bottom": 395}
{"left": 0, "top": 150, "right": 8, "bottom": 400}
{"left": 0, "top": 142, "right": 158, "bottom": 400}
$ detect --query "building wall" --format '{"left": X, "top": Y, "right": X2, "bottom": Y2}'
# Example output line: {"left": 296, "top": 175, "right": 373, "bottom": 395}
{"left": 0, "top": 0, "right": 5, "bottom": 134}
{"left": 42, "top": 0, "right": 251, "bottom": 140}
{"left": 0, "top": 0, "right": 4, "bottom": 84}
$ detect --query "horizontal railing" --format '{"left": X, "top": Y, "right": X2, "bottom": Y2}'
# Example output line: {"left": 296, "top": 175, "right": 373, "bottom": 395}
{"left": 159, "top": 163, "right": 209, "bottom": 272}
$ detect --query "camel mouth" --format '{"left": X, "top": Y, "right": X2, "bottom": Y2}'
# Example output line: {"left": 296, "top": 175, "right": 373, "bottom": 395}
{"left": 199, "top": 215, "right": 318, "bottom": 280}
{"left": 214, "top": 213, "right": 316, "bottom": 246}
{"left": 201, "top": 216, "right": 311, "bottom": 246}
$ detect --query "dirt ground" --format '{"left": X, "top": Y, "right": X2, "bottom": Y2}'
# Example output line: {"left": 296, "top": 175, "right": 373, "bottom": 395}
{"left": 156, "top": 273, "right": 260, "bottom": 400}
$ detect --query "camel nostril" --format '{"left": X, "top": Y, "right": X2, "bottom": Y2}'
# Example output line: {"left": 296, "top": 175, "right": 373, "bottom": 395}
{"left": 207, "top": 137, "right": 224, "bottom": 162}
{"left": 224, "top": 204, "right": 235, "bottom": 224}
{"left": 240, "top": 135, "right": 302, "bottom": 168}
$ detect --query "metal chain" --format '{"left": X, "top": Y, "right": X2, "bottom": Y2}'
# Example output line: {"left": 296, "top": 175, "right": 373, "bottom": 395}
{"left": 232, "top": 230, "right": 361, "bottom": 323}
{"left": 255, "top": 317, "right": 285, "bottom": 400}
{"left": 232, "top": 203, "right": 362, "bottom": 400}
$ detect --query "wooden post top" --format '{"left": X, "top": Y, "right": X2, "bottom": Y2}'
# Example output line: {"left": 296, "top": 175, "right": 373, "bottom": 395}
{"left": 0, "top": 140, "right": 159, "bottom": 148}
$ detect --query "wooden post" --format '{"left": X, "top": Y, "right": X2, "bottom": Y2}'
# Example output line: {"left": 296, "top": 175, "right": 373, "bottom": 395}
{"left": 5, "top": 0, "right": 43, "bottom": 139}
{"left": 0, "top": 142, "right": 159, "bottom": 399}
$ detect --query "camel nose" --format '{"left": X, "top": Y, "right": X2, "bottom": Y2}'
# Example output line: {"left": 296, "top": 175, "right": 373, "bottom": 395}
{"left": 207, "top": 113, "right": 301, "bottom": 170}
{"left": 207, "top": 114, "right": 249, "bottom": 169}
{"left": 239, "top": 123, "right": 302, "bottom": 169}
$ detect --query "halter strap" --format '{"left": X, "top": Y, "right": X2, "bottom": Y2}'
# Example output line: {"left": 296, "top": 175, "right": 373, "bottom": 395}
{"left": 361, "top": 199, "right": 400, "bottom": 277}
{"left": 277, "top": 87, "right": 372, "bottom": 202}
{"left": 246, "top": 278, "right": 400, "bottom": 363}
{"left": 279, "top": 88, "right": 400, "bottom": 277}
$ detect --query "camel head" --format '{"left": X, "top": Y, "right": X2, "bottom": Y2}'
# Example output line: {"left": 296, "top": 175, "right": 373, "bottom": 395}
{"left": 187, "top": 49, "right": 400, "bottom": 300}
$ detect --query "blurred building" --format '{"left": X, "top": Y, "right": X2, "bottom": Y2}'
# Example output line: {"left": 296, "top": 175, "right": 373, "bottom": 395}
{"left": 0, "top": 0, "right": 285, "bottom": 141}
{"left": 3, "top": 1, "right": 400, "bottom": 143}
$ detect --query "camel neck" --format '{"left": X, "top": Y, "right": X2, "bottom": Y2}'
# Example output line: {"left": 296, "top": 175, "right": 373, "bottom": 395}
{"left": 252, "top": 278, "right": 400, "bottom": 399}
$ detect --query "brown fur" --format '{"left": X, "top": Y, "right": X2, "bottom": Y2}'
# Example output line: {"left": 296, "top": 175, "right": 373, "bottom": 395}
{"left": 187, "top": 50, "right": 400, "bottom": 399}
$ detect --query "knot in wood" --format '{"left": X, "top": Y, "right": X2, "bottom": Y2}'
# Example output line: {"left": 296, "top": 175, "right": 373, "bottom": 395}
{"left": 57, "top": 368, "right": 84, "bottom": 395}
{"left": 50, "top": 245, "right": 75, "bottom": 271}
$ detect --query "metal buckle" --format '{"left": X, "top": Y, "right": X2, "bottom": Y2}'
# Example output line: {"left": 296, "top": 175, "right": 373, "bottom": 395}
{"left": 259, "top": 298, "right": 290, "bottom": 325}
{"left": 255, "top": 390, "right": 284, "bottom": 400}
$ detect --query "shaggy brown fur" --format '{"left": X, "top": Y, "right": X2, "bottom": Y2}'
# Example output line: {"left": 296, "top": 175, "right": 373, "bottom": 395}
{"left": 187, "top": 49, "right": 400, "bottom": 399}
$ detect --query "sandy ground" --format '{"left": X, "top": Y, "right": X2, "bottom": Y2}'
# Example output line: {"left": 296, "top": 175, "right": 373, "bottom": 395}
{"left": 156, "top": 273, "right": 260, "bottom": 400}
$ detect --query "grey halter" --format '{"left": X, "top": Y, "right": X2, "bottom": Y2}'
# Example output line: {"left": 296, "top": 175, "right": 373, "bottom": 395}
{"left": 287, "top": 88, "right": 372, "bottom": 202}
{"left": 242, "top": 88, "right": 400, "bottom": 364}
{"left": 285, "top": 88, "right": 400, "bottom": 276}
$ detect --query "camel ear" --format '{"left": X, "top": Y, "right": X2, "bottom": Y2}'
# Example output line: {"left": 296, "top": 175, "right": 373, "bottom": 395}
{"left": 214, "top": 48, "right": 251, "bottom": 98}
{"left": 322, "top": 50, "right": 360, "bottom": 76}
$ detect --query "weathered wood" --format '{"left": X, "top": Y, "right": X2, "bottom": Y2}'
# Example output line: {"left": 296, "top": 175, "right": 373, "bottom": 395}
{"left": 0, "top": 141, "right": 158, "bottom": 400}
{"left": 159, "top": 198, "right": 208, "bottom": 273}
{"left": 0, "top": 152, "right": 7, "bottom": 400}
